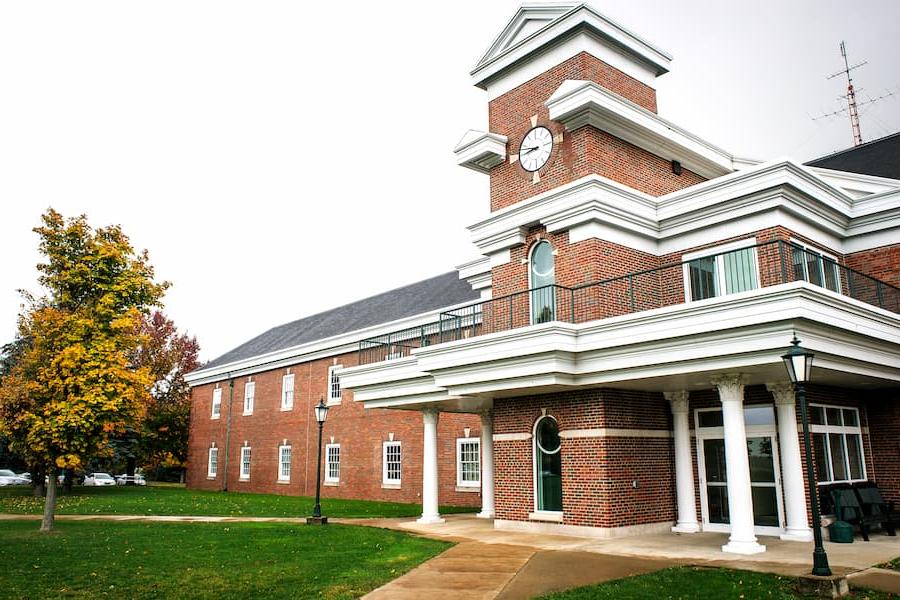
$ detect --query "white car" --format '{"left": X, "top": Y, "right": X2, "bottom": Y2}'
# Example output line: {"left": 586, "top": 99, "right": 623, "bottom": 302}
{"left": 83, "top": 472, "right": 116, "bottom": 486}
{"left": 0, "top": 469, "right": 29, "bottom": 486}
{"left": 115, "top": 474, "right": 146, "bottom": 486}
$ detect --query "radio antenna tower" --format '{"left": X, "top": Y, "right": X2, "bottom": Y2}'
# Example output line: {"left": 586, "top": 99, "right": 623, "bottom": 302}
{"left": 827, "top": 41, "right": 866, "bottom": 146}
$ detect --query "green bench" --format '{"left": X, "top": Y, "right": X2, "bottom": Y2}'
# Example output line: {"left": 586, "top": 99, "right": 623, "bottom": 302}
{"left": 854, "top": 483, "right": 898, "bottom": 537}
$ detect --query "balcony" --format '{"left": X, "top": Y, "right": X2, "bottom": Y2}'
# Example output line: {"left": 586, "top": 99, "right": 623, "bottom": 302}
{"left": 358, "top": 240, "right": 900, "bottom": 367}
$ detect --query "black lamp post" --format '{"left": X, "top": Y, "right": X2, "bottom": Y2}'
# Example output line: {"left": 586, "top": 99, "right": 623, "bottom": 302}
{"left": 307, "top": 397, "right": 329, "bottom": 525}
{"left": 781, "top": 335, "right": 831, "bottom": 577}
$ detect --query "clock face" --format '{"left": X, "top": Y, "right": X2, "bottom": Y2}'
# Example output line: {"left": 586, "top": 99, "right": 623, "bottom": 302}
{"left": 519, "top": 126, "right": 553, "bottom": 172}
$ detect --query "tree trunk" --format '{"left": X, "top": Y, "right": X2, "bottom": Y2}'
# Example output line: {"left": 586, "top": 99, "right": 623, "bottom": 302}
{"left": 126, "top": 457, "right": 136, "bottom": 486}
{"left": 32, "top": 467, "right": 46, "bottom": 498}
{"left": 63, "top": 469, "right": 73, "bottom": 493}
{"left": 40, "top": 471, "right": 57, "bottom": 533}
{"left": 179, "top": 469, "right": 185, "bottom": 484}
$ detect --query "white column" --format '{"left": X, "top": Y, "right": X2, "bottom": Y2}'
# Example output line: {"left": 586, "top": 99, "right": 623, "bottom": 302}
{"left": 417, "top": 408, "right": 444, "bottom": 524}
{"left": 767, "top": 382, "right": 813, "bottom": 542}
{"left": 714, "top": 375, "right": 765, "bottom": 554}
{"left": 477, "top": 410, "right": 495, "bottom": 519}
{"left": 665, "top": 391, "right": 699, "bottom": 533}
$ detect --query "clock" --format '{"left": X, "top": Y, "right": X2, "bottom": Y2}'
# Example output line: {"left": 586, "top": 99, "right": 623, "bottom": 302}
{"left": 518, "top": 126, "right": 553, "bottom": 172}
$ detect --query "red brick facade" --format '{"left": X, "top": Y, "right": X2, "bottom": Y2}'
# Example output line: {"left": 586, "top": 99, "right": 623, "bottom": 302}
{"left": 187, "top": 351, "right": 482, "bottom": 507}
{"left": 488, "top": 52, "right": 706, "bottom": 212}
{"left": 846, "top": 243, "right": 900, "bottom": 288}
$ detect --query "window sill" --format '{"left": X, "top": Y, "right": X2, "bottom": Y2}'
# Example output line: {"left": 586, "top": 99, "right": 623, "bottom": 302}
{"left": 206, "top": 476, "right": 216, "bottom": 480}
{"left": 239, "top": 477, "right": 250, "bottom": 482}
{"left": 326, "top": 400, "right": 341, "bottom": 406}
{"left": 280, "top": 406, "right": 293, "bottom": 412}
{"left": 276, "top": 480, "right": 291, "bottom": 485}
{"left": 381, "top": 483, "right": 401, "bottom": 490}
{"left": 210, "top": 415, "right": 220, "bottom": 420}
{"left": 324, "top": 481, "right": 339, "bottom": 487}
{"left": 456, "top": 485, "right": 480, "bottom": 493}
{"left": 242, "top": 412, "right": 253, "bottom": 417}
{"left": 529, "top": 511, "right": 563, "bottom": 523}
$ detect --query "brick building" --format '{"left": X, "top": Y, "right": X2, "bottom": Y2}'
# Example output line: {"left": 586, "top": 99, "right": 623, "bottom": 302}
{"left": 187, "top": 3, "right": 900, "bottom": 553}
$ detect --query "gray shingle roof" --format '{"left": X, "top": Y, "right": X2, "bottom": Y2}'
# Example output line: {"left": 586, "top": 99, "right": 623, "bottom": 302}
{"left": 195, "top": 271, "right": 479, "bottom": 373}
{"left": 805, "top": 131, "right": 900, "bottom": 180}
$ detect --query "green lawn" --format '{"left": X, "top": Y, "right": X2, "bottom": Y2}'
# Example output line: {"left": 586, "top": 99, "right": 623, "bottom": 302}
{"left": 0, "top": 520, "right": 449, "bottom": 599}
{"left": 0, "top": 485, "right": 474, "bottom": 518}
{"left": 878, "top": 556, "right": 899, "bottom": 571}
{"left": 537, "top": 566, "right": 893, "bottom": 600}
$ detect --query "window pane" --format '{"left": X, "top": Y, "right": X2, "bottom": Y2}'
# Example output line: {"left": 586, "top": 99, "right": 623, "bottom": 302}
{"left": 823, "top": 259, "right": 840, "bottom": 292}
{"left": 842, "top": 409, "right": 858, "bottom": 427}
{"left": 826, "top": 407, "right": 842, "bottom": 426}
{"left": 846, "top": 435, "right": 863, "bottom": 480}
{"left": 792, "top": 247, "right": 806, "bottom": 282}
{"left": 810, "top": 405, "right": 826, "bottom": 425}
{"left": 698, "top": 410, "right": 723, "bottom": 428}
{"left": 744, "top": 405, "right": 774, "bottom": 426}
{"left": 829, "top": 434, "right": 847, "bottom": 481}
{"left": 689, "top": 257, "right": 717, "bottom": 300}
{"left": 723, "top": 248, "right": 758, "bottom": 294}
{"left": 806, "top": 252, "right": 823, "bottom": 286}
{"left": 813, "top": 433, "right": 830, "bottom": 481}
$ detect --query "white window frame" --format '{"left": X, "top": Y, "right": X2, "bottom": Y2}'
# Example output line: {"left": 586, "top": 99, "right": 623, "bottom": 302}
{"left": 789, "top": 239, "right": 842, "bottom": 294}
{"left": 327, "top": 365, "right": 342, "bottom": 405}
{"left": 683, "top": 238, "right": 760, "bottom": 302}
{"left": 278, "top": 445, "right": 292, "bottom": 482}
{"left": 207, "top": 446, "right": 218, "bottom": 478}
{"left": 325, "top": 443, "right": 340, "bottom": 484}
{"left": 211, "top": 387, "right": 222, "bottom": 419}
{"left": 456, "top": 438, "right": 481, "bottom": 488}
{"left": 239, "top": 446, "right": 251, "bottom": 480}
{"left": 281, "top": 374, "right": 294, "bottom": 411}
{"left": 382, "top": 441, "right": 402, "bottom": 486}
{"left": 243, "top": 381, "right": 255, "bottom": 415}
{"left": 810, "top": 403, "right": 866, "bottom": 485}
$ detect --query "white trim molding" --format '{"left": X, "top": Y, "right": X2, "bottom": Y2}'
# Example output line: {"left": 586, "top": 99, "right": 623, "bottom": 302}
{"left": 558, "top": 428, "right": 672, "bottom": 439}
{"left": 454, "top": 130, "right": 508, "bottom": 174}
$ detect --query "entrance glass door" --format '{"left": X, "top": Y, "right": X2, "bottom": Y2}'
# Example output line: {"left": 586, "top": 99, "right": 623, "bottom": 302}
{"left": 701, "top": 435, "right": 781, "bottom": 528}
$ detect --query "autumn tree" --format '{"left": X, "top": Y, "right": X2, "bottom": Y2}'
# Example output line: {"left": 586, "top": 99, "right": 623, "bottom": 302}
{"left": 0, "top": 209, "right": 167, "bottom": 531}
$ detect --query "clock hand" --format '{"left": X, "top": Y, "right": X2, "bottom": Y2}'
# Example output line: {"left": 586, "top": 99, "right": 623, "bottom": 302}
{"left": 522, "top": 146, "right": 539, "bottom": 154}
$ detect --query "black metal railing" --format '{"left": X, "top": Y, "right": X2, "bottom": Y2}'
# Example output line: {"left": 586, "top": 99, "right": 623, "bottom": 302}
{"left": 358, "top": 240, "right": 900, "bottom": 365}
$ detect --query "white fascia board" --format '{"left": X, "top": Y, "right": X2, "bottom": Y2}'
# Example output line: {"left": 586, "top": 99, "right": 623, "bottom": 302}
{"left": 475, "top": 3, "right": 577, "bottom": 69}
{"left": 184, "top": 295, "right": 482, "bottom": 386}
{"left": 472, "top": 5, "right": 671, "bottom": 91}
{"left": 546, "top": 79, "right": 734, "bottom": 178}
{"left": 456, "top": 256, "right": 491, "bottom": 279}
{"left": 454, "top": 130, "right": 508, "bottom": 174}
{"left": 808, "top": 166, "right": 900, "bottom": 199}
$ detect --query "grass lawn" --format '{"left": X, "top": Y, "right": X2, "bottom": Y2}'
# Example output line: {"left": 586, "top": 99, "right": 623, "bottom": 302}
{"left": 878, "top": 556, "right": 899, "bottom": 571}
{"left": 537, "top": 566, "right": 894, "bottom": 600}
{"left": 0, "top": 485, "right": 474, "bottom": 518}
{"left": 0, "top": 520, "right": 449, "bottom": 599}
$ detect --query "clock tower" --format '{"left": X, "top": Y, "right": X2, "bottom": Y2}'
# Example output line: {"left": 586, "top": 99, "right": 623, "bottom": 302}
{"left": 455, "top": 3, "right": 734, "bottom": 297}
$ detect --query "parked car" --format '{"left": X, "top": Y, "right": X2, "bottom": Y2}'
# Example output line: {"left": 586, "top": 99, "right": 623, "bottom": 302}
{"left": 83, "top": 472, "right": 116, "bottom": 486}
{"left": 115, "top": 474, "right": 146, "bottom": 486}
{"left": 0, "top": 469, "right": 29, "bottom": 486}
{"left": 18, "top": 472, "right": 31, "bottom": 482}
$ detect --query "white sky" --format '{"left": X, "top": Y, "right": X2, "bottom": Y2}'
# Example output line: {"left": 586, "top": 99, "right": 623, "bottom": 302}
{"left": 2, "top": 1, "right": 899, "bottom": 363}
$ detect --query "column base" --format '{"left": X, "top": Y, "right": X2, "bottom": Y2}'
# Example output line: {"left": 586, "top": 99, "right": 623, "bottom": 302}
{"left": 416, "top": 515, "right": 445, "bottom": 525}
{"left": 722, "top": 540, "right": 766, "bottom": 555}
{"left": 780, "top": 529, "right": 813, "bottom": 542}
{"left": 476, "top": 511, "right": 495, "bottom": 519}
{"left": 671, "top": 522, "right": 700, "bottom": 534}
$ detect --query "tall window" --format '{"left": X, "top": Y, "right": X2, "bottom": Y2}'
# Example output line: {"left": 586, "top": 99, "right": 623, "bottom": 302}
{"left": 240, "top": 446, "right": 251, "bottom": 480}
{"left": 327, "top": 365, "right": 342, "bottom": 404}
{"left": 325, "top": 444, "right": 340, "bottom": 483}
{"left": 278, "top": 445, "right": 292, "bottom": 482}
{"left": 529, "top": 240, "right": 556, "bottom": 323}
{"left": 243, "top": 381, "right": 255, "bottom": 415}
{"left": 281, "top": 374, "right": 294, "bottom": 410}
{"left": 791, "top": 242, "right": 840, "bottom": 293}
{"left": 456, "top": 438, "right": 481, "bottom": 488}
{"left": 207, "top": 447, "right": 218, "bottom": 478}
{"left": 383, "top": 441, "right": 402, "bottom": 485}
{"left": 810, "top": 404, "right": 866, "bottom": 484}
{"left": 685, "top": 241, "right": 759, "bottom": 301}
{"left": 534, "top": 417, "right": 562, "bottom": 512}
{"left": 211, "top": 387, "right": 222, "bottom": 419}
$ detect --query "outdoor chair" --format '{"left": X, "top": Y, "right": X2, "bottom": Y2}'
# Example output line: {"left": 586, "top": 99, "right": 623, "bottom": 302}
{"left": 854, "top": 483, "right": 899, "bottom": 537}
{"left": 830, "top": 487, "right": 883, "bottom": 541}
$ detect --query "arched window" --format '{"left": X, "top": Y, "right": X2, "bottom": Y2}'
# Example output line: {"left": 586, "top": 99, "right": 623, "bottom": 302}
{"left": 529, "top": 241, "right": 556, "bottom": 323}
{"left": 534, "top": 416, "right": 562, "bottom": 512}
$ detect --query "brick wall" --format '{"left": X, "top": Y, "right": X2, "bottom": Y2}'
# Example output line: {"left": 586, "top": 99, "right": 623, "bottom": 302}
{"left": 488, "top": 52, "right": 705, "bottom": 212}
{"left": 493, "top": 388, "right": 675, "bottom": 529}
{"left": 866, "top": 392, "right": 900, "bottom": 503}
{"left": 186, "top": 350, "right": 482, "bottom": 508}
{"left": 846, "top": 243, "right": 900, "bottom": 288}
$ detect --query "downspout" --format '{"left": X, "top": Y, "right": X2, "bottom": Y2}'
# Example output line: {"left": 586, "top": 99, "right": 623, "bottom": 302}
{"left": 223, "top": 376, "right": 235, "bottom": 492}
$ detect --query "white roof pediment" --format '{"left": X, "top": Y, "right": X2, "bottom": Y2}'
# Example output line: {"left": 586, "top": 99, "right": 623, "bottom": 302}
{"left": 475, "top": 3, "right": 578, "bottom": 70}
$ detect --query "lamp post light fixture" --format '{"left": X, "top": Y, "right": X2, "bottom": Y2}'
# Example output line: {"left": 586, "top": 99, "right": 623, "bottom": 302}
{"left": 307, "top": 397, "right": 330, "bottom": 525}
{"left": 781, "top": 335, "right": 831, "bottom": 577}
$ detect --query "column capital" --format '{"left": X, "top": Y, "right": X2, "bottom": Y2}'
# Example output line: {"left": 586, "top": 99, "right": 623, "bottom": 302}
{"left": 712, "top": 374, "right": 748, "bottom": 402}
{"left": 665, "top": 391, "right": 690, "bottom": 413}
{"left": 422, "top": 407, "right": 440, "bottom": 417}
{"left": 766, "top": 382, "right": 796, "bottom": 406}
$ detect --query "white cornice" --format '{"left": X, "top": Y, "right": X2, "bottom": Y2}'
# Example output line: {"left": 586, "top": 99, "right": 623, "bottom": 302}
{"left": 472, "top": 4, "right": 671, "bottom": 92}
{"left": 808, "top": 166, "right": 900, "bottom": 199}
{"left": 454, "top": 130, "right": 508, "bottom": 174}
{"left": 546, "top": 79, "right": 734, "bottom": 178}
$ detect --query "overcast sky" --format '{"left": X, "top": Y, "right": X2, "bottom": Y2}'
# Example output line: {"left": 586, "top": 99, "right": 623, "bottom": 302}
{"left": 2, "top": 1, "right": 899, "bottom": 363}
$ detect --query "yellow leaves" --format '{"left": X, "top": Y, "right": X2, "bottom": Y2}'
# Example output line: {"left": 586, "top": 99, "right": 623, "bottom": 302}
{"left": 55, "top": 454, "right": 82, "bottom": 470}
